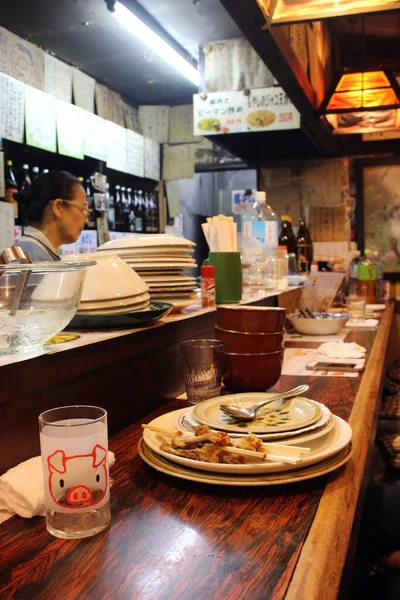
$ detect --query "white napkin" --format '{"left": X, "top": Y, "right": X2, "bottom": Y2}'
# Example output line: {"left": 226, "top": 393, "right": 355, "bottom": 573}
{"left": 345, "top": 318, "right": 379, "bottom": 328}
{"left": 318, "top": 342, "right": 366, "bottom": 359}
{"left": 0, "top": 451, "right": 115, "bottom": 524}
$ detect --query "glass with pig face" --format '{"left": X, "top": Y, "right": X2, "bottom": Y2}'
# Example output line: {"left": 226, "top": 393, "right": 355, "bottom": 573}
{"left": 39, "top": 406, "right": 111, "bottom": 539}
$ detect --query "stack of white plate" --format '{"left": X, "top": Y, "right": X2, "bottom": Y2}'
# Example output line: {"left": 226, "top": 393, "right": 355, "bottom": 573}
{"left": 65, "top": 253, "right": 151, "bottom": 316}
{"left": 139, "top": 393, "right": 353, "bottom": 486}
{"left": 97, "top": 235, "right": 198, "bottom": 310}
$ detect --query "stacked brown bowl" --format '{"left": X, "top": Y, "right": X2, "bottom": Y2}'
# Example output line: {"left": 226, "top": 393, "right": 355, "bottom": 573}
{"left": 215, "top": 306, "right": 286, "bottom": 392}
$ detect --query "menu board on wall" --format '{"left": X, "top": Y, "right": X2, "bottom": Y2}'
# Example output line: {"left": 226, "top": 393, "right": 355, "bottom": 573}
{"left": 83, "top": 112, "right": 108, "bottom": 161}
{"left": 124, "top": 103, "right": 141, "bottom": 133}
{"left": 193, "top": 87, "right": 300, "bottom": 135}
{"left": 201, "top": 38, "right": 275, "bottom": 93}
{"left": 126, "top": 130, "right": 144, "bottom": 178}
{"left": 309, "top": 205, "right": 346, "bottom": 242}
{"left": 0, "top": 26, "right": 44, "bottom": 91}
{"left": 168, "top": 105, "right": 197, "bottom": 144}
{"left": 106, "top": 122, "right": 127, "bottom": 173}
{"left": 57, "top": 101, "right": 84, "bottom": 159}
{"left": 165, "top": 180, "right": 181, "bottom": 218}
{"left": 45, "top": 53, "right": 72, "bottom": 103}
{"left": 163, "top": 144, "right": 195, "bottom": 180}
{"left": 72, "top": 67, "right": 95, "bottom": 113}
{"left": 95, "top": 83, "right": 124, "bottom": 127}
{"left": 139, "top": 105, "right": 170, "bottom": 143}
{"left": 302, "top": 159, "right": 347, "bottom": 206}
{"left": 25, "top": 85, "right": 57, "bottom": 152}
{"left": 0, "top": 73, "right": 24, "bottom": 143}
{"left": 0, "top": 201, "right": 14, "bottom": 251}
{"left": 144, "top": 137, "right": 160, "bottom": 181}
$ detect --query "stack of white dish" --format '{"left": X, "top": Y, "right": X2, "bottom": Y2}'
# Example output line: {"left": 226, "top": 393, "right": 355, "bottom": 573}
{"left": 97, "top": 235, "right": 198, "bottom": 310}
{"left": 139, "top": 393, "right": 353, "bottom": 486}
{"left": 64, "top": 253, "right": 150, "bottom": 315}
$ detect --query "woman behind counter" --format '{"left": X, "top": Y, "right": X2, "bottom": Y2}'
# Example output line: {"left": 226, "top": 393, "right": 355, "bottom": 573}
{"left": 15, "top": 171, "right": 90, "bottom": 261}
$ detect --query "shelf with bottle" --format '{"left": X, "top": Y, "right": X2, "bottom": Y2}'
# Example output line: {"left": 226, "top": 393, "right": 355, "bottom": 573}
{"left": 1, "top": 139, "right": 161, "bottom": 235}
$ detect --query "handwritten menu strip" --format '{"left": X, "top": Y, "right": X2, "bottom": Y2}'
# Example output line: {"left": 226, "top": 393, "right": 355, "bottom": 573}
{"left": 0, "top": 73, "right": 24, "bottom": 143}
{"left": 126, "top": 130, "right": 144, "bottom": 177}
{"left": 139, "top": 105, "right": 170, "bottom": 143}
{"left": 289, "top": 24, "right": 309, "bottom": 76}
{"left": 193, "top": 87, "right": 300, "bottom": 136}
{"left": 0, "top": 152, "right": 5, "bottom": 198}
{"left": 57, "top": 101, "right": 84, "bottom": 159}
{"left": 163, "top": 144, "right": 195, "bottom": 181}
{"left": 83, "top": 112, "right": 107, "bottom": 161}
{"left": 309, "top": 205, "right": 346, "bottom": 242}
{"left": 165, "top": 180, "right": 181, "bottom": 218}
{"left": 106, "top": 122, "right": 127, "bottom": 173}
{"left": 72, "top": 68, "right": 95, "bottom": 113}
{"left": 124, "top": 103, "right": 141, "bottom": 133}
{"left": 302, "top": 159, "right": 345, "bottom": 206}
{"left": 144, "top": 137, "right": 160, "bottom": 181}
{"left": 95, "top": 83, "right": 125, "bottom": 127}
{"left": 25, "top": 85, "right": 56, "bottom": 153}
{"left": 202, "top": 39, "right": 275, "bottom": 93}
{"left": 44, "top": 53, "right": 72, "bottom": 103}
{"left": 0, "top": 201, "right": 14, "bottom": 250}
{"left": 0, "top": 26, "right": 44, "bottom": 91}
{"left": 169, "top": 105, "right": 198, "bottom": 144}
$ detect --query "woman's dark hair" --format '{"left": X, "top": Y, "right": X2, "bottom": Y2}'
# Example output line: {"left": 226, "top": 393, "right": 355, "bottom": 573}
{"left": 15, "top": 171, "right": 81, "bottom": 225}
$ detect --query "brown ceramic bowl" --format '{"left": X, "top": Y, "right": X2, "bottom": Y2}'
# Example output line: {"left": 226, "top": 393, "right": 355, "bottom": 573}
{"left": 215, "top": 325, "right": 285, "bottom": 353}
{"left": 216, "top": 305, "right": 286, "bottom": 333}
{"left": 222, "top": 349, "right": 284, "bottom": 392}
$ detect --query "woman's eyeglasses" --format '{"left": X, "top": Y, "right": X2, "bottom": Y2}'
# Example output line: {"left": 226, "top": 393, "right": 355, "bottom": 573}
{"left": 62, "top": 200, "right": 92, "bottom": 218}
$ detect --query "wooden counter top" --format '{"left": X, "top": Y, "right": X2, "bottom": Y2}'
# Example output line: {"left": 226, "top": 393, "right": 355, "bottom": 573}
{"left": 0, "top": 304, "right": 393, "bottom": 600}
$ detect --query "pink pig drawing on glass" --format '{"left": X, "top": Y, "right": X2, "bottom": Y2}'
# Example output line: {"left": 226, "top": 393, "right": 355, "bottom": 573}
{"left": 47, "top": 444, "right": 108, "bottom": 509}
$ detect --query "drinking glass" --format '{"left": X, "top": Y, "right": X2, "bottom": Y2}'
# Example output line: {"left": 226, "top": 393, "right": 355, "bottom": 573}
{"left": 346, "top": 295, "right": 366, "bottom": 320}
{"left": 180, "top": 339, "right": 224, "bottom": 405}
{"left": 39, "top": 405, "right": 111, "bottom": 539}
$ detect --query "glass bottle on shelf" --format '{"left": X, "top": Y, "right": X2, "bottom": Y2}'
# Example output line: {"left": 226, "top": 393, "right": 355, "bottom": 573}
{"left": 134, "top": 190, "right": 144, "bottom": 233}
{"left": 145, "top": 192, "right": 152, "bottom": 233}
{"left": 19, "top": 164, "right": 32, "bottom": 191}
{"left": 4, "top": 159, "right": 19, "bottom": 218}
{"left": 106, "top": 183, "right": 115, "bottom": 232}
{"left": 32, "top": 166, "right": 40, "bottom": 181}
{"left": 84, "top": 178, "right": 96, "bottom": 230}
{"left": 278, "top": 215, "right": 297, "bottom": 255}
{"left": 296, "top": 216, "right": 313, "bottom": 272}
{"left": 121, "top": 186, "right": 129, "bottom": 232}
{"left": 127, "top": 188, "right": 135, "bottom": 233}
{"left": 114, "top": 185, "right": 124, "bottom": 232}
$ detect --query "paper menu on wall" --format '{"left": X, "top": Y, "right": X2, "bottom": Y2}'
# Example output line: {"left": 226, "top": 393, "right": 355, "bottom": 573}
{"left": 72, "top": 68, "right": 95, "bottom": 113}
{"left": 309, "top": 205, "right": 346, "bottom": 242}
{"left": 56, "top": 101, "right": 84, "bottom": 159}
{"left": 25, "top": 85, "right": 56, "bottom": 152}
{"left": 302, "top": 160, "right": 345, "bottom": 206}
{"left": 124, "top": 103, "right": 141, "bottom": 133}
{"left": 44, "top": 53, "right": 72, "bottom": 103}
{"left": 165, "top": 180, "right": 181, "bottom": 218}
{"left": 0, "top": 26, "right": 44, "bottom": 91}
{"left": 144, "top": 137, "right": 160, "bottom": 181}
{"left": 168, "top": 105, "right": 198, "bottom": 144}
{"left": 0, "top": 201, "right": 14, "bottom": 250}
{"left": 202, "top": 38, "right": 275, "bottom": 93}
{"left": 0, "top": 73, "right": 24, "bottom": 143}
{"left": 139, "top": 105, "right": 170, "bottom": 143}
{"left": 162, "top": 144, "right": 195, "bottom": 180}
{"left": 95, "top": 83, "right": 124, "bottom": 127}
{"left": 106, "top": 122, "right": 127, "bottom": 173}
{"left": 0, "top": 152, "right": 5, "bottom": 198}
{"left": 126, "top": 130, "right": 144, "bottom": 177}
{"left": 83, "top": 112, "right": 107, "bottom": 161}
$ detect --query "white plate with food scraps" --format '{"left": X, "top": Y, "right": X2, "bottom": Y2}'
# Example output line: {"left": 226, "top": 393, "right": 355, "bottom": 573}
{"left": 177, "top": 404, "right": 335, "bottom": 443}
{"left": 141, "top": 409, "right": 352, "bottom": 475}
{"left": 193, "top": 393, "right": 322, "bottom": 434}
{"left": 139, "top": 439, "right": 352, "bottom": 486}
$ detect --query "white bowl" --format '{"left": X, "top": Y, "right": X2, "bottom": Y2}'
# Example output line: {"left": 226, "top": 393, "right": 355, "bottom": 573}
{"left": 287, "top": 313, "right": 350, "bottom": 335}
{"left": 97, "top": 234, "right": 195, "bottom": 251}
{"left": 63, "top": 253, "right": 148, "bottom": 302}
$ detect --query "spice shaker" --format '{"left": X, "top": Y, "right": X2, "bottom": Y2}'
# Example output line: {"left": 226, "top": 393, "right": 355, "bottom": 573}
{"left": 201, "top": 265, "right": 216, "bottom": 308}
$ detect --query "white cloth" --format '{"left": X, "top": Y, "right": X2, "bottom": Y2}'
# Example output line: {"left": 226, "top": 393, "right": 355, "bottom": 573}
{"left": 0, "top": 452, "right": 115, "bottom": 524}
{"left": 345, "top": 318, "right": 379, "bottom": 329}
{"left": 318, "top": 342, "right": 366, "bottom": 359}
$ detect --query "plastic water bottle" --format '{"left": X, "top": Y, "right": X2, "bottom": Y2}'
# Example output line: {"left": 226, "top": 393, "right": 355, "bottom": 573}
{"left": 349, "top": 250, "right": 361, "bottom": 295}
{"left": 242, "top": 191, "right": 279, "bottom": 257}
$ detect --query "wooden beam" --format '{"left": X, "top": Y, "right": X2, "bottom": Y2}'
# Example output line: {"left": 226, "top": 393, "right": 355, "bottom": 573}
{"left": 219, "top": 0, "right": 342, "bottom": 157}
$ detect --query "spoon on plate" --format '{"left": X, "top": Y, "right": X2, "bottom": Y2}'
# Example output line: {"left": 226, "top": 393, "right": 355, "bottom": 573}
{"left": 219, "top": 384, "right": 310, "bottom": 421}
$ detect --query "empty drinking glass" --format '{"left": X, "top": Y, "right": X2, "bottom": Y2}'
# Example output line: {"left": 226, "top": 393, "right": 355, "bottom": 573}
{"left": 180, "top": 339, "right": 224, "bottom": 405}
